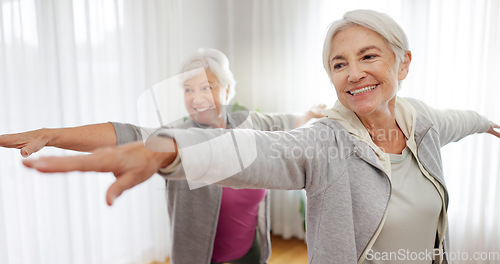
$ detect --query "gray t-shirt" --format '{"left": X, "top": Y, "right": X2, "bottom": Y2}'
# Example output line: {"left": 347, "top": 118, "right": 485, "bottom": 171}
{"left": 364, "top": 147, "right": 442, "bottom": 264}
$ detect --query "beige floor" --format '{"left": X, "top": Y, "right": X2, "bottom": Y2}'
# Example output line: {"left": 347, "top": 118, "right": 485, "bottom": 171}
{"left": 150, "top": 234, "right": 308, "bottom": 264}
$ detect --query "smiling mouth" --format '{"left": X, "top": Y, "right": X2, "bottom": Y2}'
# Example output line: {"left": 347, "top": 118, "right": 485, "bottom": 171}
{"left": 348, "top": 84, "right": 377, "bottom": 96}
{"left": 194, "top": 106, "right": 214, "bottom": 112}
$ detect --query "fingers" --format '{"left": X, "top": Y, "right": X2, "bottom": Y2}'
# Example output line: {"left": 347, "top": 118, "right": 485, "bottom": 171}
{"left": 22, "top": 154, "right": 126, "bottom": 207}
{"left": 20, "top": 144, "right": 40, "bottom": 157}
{"left": 0, "top": 134, "right": 22, "bottom": 149}
{"left": 0, "top": 131, "right": 47, "bottom": 157}
{"left": 0, "top": 134, "right": 16, "bottom": 146}
{"left": 311, "top": 104, "right": 326, "bottom": 111}
{"left": 21, "top": 142, "right": 159, "bottom": 206}
{"left": 309, "top": 104, "right": 327, "bottom": 118}
{"left": 487, "top": 121, "right": 500, "bottom": 138}
{"left": 22, "top": 151, "right": 126, "bottom": 206}
{"left": 493, "top": 129, "right": 500, "bottom": 138}
{"left": 20, "top": 148, "right": 31, "bottom": 158}
{"left": 24, "top": 140, "right": 47, "bottom": 157}
{"left": 106, "top": 179, "right": 124, "bottom": 206}
{"left": 22, "top": 152, "right": 108, "bottom": 173}
{"left": 105, "top": 172, "right": 141, "bottom": 206}
{"left": 23, "top": 156, "right": 80, "bottom": 172}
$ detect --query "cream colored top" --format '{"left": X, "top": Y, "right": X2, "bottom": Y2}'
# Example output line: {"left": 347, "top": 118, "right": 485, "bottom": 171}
{"left": 364, "top": 147, "right": 442, "bottom": 264}
{"left": 324, "top": 97, "right": 448, "bottom": 264}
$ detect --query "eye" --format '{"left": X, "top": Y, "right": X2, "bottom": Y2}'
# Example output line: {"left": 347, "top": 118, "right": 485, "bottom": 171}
{"left": 363, "top": 54, "right": 378, "bottom": 60}
{"left": 184, "top": 88, "right": 193, "bottom": 94}
{"left": 333, "top": 63, "right": 344, "bottom": 70}
{"left": 203, "top": 86, "right": 212, "bottom": 90}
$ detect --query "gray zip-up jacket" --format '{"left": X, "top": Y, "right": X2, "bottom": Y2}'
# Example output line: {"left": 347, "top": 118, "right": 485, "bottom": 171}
{"left": 112, "top": 111, "right": 295, "bottom": 264}
{"left": 152, "top": 98, "right": 490, "bottom": 264}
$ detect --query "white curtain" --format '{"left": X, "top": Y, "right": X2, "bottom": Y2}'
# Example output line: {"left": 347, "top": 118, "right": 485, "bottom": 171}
{"left": 0, "top": 0, "right": 181, "bottom": 263}
{"left": 1, "top": 0, "right": 500, "bottom": 263}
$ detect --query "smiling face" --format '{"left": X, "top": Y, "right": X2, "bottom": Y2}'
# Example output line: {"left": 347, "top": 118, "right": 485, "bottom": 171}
{"left": 183, "top": 69, "right": 229, "bottom": 127}
{"left": 328, "top": 25, "right": 410, "bottom": 118}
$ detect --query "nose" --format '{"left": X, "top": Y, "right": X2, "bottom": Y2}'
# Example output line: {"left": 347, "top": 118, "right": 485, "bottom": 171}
{"left": 192, "top": 92, "right": 205, "bottom": 105}
{"left": 347, "top": 63, "right": 366, "bottom": 83}
{"left": 192, "top": 90, "right": 214, "bottom": 106}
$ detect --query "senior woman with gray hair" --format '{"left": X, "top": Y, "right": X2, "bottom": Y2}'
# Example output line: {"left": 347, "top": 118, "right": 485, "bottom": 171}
{"left": 0, "top": 48, "right": 324, "bottom": 264}
{"left": 17, "top": 9, "right": 500, "bottom": 264}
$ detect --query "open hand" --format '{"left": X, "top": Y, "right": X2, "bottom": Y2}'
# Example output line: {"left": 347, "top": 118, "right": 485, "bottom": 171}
{"left": 23, "top": 140, "right": 177, "bottom": 206}
{"left": 487, "top": 121, "right": 500, "bottom": 138}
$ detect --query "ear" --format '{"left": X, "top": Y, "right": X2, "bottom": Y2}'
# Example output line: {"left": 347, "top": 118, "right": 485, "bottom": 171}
{"left": 398, "top": 51, "right": 412, "bottom": 81}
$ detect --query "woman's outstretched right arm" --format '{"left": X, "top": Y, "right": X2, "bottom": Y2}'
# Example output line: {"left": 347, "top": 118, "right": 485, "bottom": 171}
{"left": 0, "top": 123, "right": 117, "bottom": 157}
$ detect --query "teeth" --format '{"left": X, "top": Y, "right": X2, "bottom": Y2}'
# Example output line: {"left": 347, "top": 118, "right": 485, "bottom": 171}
{"left": 349, "top": 85, "right": 377, "bottom": 95}
{"left": 195, "top": 107, "right": 212, "bottom": 112}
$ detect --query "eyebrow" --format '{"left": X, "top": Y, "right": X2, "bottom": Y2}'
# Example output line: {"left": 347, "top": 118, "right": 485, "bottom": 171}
{"left": 358, "top": 45, "right": 381, "bottom": 55}
{"left": 183, "top": 80, "right": 210, "bottom": 87}
{"left": 330, "top": 45, "right": 382, "bottom": 62}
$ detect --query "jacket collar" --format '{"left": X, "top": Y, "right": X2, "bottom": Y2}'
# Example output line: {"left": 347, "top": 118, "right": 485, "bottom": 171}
{"left": 322, "top": 97, "right": 426, "bottom": 178}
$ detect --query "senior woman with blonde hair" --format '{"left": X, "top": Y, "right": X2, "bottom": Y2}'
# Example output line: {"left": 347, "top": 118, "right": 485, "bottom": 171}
{"left": 17, "top": 10, "right": 500, "bottom": 264}
{"left": 1, "top": 48, "right": 324, "bottom": 264}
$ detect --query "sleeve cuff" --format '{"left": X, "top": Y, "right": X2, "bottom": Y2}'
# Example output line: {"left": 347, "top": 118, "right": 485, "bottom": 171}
{"left": 158, "top": 152, "right": 181, "bottom": 174}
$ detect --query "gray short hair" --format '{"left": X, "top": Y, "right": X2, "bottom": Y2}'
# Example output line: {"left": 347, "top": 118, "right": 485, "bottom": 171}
{"left": 322, "top": 9, "right": 409, "bottom": 81}
{"left": 181, "top": 48, "right": 237, "bottom": 103}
